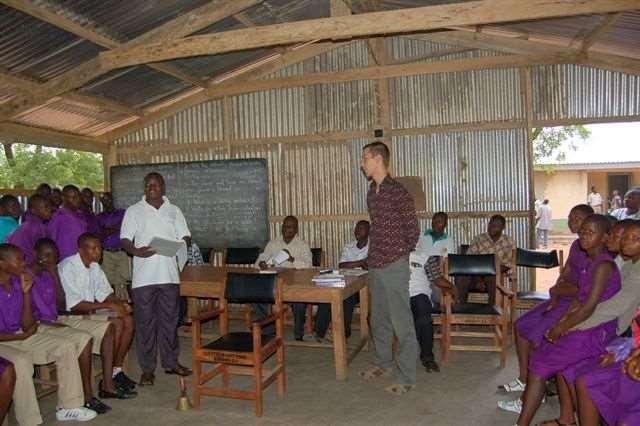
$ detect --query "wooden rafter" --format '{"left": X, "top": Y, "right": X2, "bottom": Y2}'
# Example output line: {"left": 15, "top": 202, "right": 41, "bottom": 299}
{"left": 99, "top": 0, "right": 640, "bottom": 68}
{"left": 579, "top": 13, "right": 622, "bottom": 52}
{"left": 0, "top": 122, "right": 108, "bottom": 153}
{"left": 0, "top": 0, "right": 264, "bottom": 120}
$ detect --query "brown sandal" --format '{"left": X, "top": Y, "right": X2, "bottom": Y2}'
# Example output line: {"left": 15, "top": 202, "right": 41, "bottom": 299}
{"left": 139, "top": 372, "right": 155, "bottom": 386}
{"left": 359, "top": 365, "right": 391, "bottom": 380}
{"left": 538, "top": 419, "right": 577, "bottom": 426}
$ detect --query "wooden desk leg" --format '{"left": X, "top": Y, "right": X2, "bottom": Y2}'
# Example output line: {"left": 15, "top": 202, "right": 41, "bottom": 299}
{"left": 359, "top": 286, "right": 370, "bottom": 351}
{"left": 187, "top": 297, "right": 199, "bottom": 320}
{"left": 330, "top": 294, "right": 347, "bottom": 381}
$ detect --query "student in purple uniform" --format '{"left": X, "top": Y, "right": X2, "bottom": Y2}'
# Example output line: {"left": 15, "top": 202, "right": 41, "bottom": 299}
{"left": 499, "top": 204, "right": 594, "bottom": 414}
{"left": 50, "top": 187, "right": 63, "bottom": 211}
{"left": 47, "top": 185, "right": 88, "bottom": 261}
{"left": 516, "top": 215, "right": 622, "bottom": 426}
{"left": 80, "top": 188, "right": 101, "bottom": 235}
{"left": 0, "top": 358, "right": 15, "bottom": 424}
{"left": 6, "top": 194, "right": 52, "bottom": 264}
{"left": 0, "top": 244, "right": 97, "bottom": 424}
{"left": 0, "top": 195, "right": 21, "bottom": 243}
{"left": 96, "top": 192, "right": 130, "bottom": 302}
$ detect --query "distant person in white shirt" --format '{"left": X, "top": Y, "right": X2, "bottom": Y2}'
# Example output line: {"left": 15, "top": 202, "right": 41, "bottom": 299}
{"left": 313, "top": 220, "right": 369, "bottom": 342}
{"left": 255, "top": 216, "right": 312, "bottom": 340}
{"left": 120, "top": 172, "right": 192, "bottom": 385}
{"left": 610, "top": 189, "right": 623, "bottom": 211}
{"left": 587, "top": 186, "right": 603, "bottom": 214}
{"left": 611, "top": 187, "right": 640, "bottom": 220}
{"left": 410, "top": 212, "right": 455, "bottom": 373}
{"left": 535, "top": 199, "right": 553, "bottom": 248}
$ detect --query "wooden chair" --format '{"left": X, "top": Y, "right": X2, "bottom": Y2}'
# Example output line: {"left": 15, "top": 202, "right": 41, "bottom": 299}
{"left": 509, "top": 248, "right": 564, "bottom": 334}
{"left": 191, "top": 272, "right": 286, "bottom": 417}
{"left": 443, "top": 254, "right": 513, "bottom": 368}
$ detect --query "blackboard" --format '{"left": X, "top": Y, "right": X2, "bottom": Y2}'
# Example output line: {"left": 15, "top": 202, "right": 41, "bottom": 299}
{"left": 110, "top": 159, "right": 269, "bottom": 249}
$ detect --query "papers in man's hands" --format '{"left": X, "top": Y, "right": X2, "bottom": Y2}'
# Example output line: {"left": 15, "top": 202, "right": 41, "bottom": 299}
{"left": 268, "top": 249, "right": 290, "bottom": 266}
{"left": 312, "top": 273, "right": 346, "bottom": 287}
{"left": 148, "top": 237, "right": 188, "bottom": 270}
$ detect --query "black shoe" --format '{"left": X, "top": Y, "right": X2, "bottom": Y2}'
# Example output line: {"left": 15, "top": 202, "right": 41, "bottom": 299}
{"left": 113, "top": 372, "right": 137, "bottom": 391}
{"left": 99, "top": 380, "right": 138, "bottom": 399}
{"left": 85, "top": 398, "right": 111, "bottom": 414}
{"left": 423, "top": 360, "right": 440, "bottom": 373}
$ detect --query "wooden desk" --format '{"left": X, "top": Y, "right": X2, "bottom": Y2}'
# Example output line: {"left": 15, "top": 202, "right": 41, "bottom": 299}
{"left": 180, "top": 266, "right": 370, "bottom": 381}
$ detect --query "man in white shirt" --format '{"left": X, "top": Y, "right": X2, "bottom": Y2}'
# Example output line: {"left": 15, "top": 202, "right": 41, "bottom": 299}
{"left": 59, "top": 233, "right": 136, "bottom": 400}
{"left": 587, "top": 186, "right": 603, "bottom": 214}
{"left": 410, "top": 212, "right": 455, "bottom": 373}
{"left": 120, "top": 172, "right": 192, "bottom": 385}
{"left": 255, "top": 216, "right": 312, "bottom": 341}
{"left": 535, "top": 199, "right": 553, "bottom": 249}
{"left": 611, "top": 187, "right": 640, "bottom": 220}
{"left": 313, "top": 220, "right": 369, "bottom": 342}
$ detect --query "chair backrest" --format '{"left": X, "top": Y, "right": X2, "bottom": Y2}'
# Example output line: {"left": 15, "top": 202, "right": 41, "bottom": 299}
{"left": 446, "top": 254, "right": 496, "bottom": 276}
{"left": 199, "top": 247, "right": 213, "bottom": 263}
{"left": 311, "top": 248, "right": 324, "bottom": 267}
{"left": 224, "top": 273, "right": 277, "bottom": 304}
{"left": 459, "top": 244, "right": 470, "bottom": 255}
{"left": 515, "top": 248, "right": 560, "bottom": 269}
{"left": 224, "top": 247, "right": 262, "bottom": 265}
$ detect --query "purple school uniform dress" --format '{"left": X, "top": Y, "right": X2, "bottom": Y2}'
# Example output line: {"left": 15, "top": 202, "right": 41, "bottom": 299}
{"left": 528, "top": 252, "right": 621, "bottom": 380}
{"left": 47, "top": 207, "right": 87, "bottom": 261}
{"left": 6, "top": 216, "right": 48, "bottom": 264}
{"left": 29, "top": 270, "right": 58, "bottom": 322}
{"left": 81, "top": 209, "right": 101, "bottom": 236}
{"left": 515, "top": 239, "right": 588, "bottom": 346}
{"left": 96, "top": 209, "right": 125, "bottom": 250}
{"left": 0, "top": 276, "right": 24, "bottom": 334}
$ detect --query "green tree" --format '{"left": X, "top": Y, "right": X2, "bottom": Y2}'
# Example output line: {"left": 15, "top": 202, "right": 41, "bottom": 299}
{"left": 532, "top": 125, "right": 590, "bottom": 165}
{"left": 0, "top": 143, "right": 103, "bottom": 190}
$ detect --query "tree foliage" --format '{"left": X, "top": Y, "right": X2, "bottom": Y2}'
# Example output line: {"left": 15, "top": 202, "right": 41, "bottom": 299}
{"left": 0, "top": 143, "right": 104, "bottom": 190}
{"left": 532, "top": 125, "right": 590, "bottom": 165}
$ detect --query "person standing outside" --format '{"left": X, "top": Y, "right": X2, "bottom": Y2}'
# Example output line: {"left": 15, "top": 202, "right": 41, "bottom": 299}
{"left": 536, "top": 199, "right": 553, "bottom": 249}
{"left": 587, "top": 186, "right": 603, "bottom": 214}
{"left": 610, "top": 189, "right": 623, "bottom": 212}
{"left": 120, "top": 172, "right": 192, "bottom": 386}
{"left": 358, "top": 141, "right": 419, "bottom": 396}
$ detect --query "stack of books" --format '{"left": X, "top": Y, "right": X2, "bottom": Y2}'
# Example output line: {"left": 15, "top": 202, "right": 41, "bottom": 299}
{"left": 312, "top": 273, "right": 346, "bottom": 287}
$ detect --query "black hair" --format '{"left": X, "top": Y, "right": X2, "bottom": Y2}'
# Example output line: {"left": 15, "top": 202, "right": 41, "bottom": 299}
{"left": 356, "top": 220, "right": 370, "bottom": 228}
{"left": 283, "top": 215, "right": 298, "bottom": 226}
{"left": 144, "top": 172, "right": 165, "bottom": 185}
{"left": 0, "top": 243, "right": 21, "bottom": 262}
{"left": 0, "top": 195, "right": 19, "bottom": 209}
{"left": 432, "top": 211, "right": 448, "bottom": 221}
{"left": 35, "top": 238, "right": 57, "bottom": 253}
{"left": 51, "top": 188, "right": 62, "bottom": 195}
{"left": 489, "top": 214, "right": 506, "bottom": 227}
{"left": 27, "top": 194, "right": 47, "bottom": 210}
{"left": 36, "top": 183, "right": 52, "bottom": 194}
{"left": 62, "top": 184, "right": 79, "bottom": 194}
{"left": 583, "top": 214, "right": 612, "bottom": 234}
{"left": 571, "top": 204, "right": 595, "bottom": 216}
{"left": 81, "top": 187, "right": 94, "bottom": 196}
{"left": 77, "top": 232, "right": 101, "bottom": 248}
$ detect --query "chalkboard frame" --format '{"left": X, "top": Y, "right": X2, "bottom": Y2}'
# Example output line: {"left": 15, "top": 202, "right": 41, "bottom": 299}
{"left": 110, "top": 158, "right": 270, "bottom": 250}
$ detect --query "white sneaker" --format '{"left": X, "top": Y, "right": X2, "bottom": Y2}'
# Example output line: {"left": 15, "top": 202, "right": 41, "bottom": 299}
{"left": 499, "top": 378, "right": 526, "bottom": 392}
{"left": 56, "top": 407, "right": 97, "bottom": 422}
{"left": 497, "top": 398, "right": 522, "bottom": 414}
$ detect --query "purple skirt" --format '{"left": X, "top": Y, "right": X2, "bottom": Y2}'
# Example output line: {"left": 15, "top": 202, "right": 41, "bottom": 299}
{"left": 515, "top": 297, "right": 572, "bottom": 347}
{"left": 0, "top": 357, "right": 10, "bottom": 376}
{"left": 529, "top": 320, "right": 617, "bottom": 380}
{"left": 579, "top": 361, "right": 640, "bottom": 426}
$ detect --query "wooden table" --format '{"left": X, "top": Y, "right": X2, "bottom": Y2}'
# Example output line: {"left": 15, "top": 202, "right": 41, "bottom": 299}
{"left": 180, "top": 266, "right": 370, "bottom": 381}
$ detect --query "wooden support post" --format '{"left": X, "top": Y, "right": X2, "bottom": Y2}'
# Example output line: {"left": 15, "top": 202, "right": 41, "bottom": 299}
{"left": 103, "top": 144, "right": 117, "bottom": 191}
{"left": 223, "top": 96, "right": 233, "bottom": 157}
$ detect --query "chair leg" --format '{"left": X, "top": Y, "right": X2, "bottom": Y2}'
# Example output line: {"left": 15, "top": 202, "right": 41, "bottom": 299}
{"left": 277, "top": 344, "right": 286, "bottom": 397}
{"left": 192, "top": 359, "right": 201, "bottom": 409}
{"left": 222, "top": 365, "right": 230, "bottom": 388}
{"left": 254, "top": 361, "right": 263, "bottom": 417}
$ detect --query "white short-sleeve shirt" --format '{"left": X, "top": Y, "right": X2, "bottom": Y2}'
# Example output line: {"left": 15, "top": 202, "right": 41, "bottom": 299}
{"left": 59, "top": 253, "right": 114, "bottom": 310}
{"left": 611, "top": 208, "right": 640, "bottom": 220}
{"left": 410, "top": 232, "right": 454, "bottom": 297}
{"left": 339, "top": 240, "right": 368, "bottom": 264}
{"left": 120, "top": 196, "right": 191, "bottom": 288}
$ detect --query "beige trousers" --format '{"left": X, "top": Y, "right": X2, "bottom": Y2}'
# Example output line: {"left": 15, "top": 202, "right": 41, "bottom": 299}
{"left": 0, "top": 331, "right": 84, "bottom": 426}
{"left": 102, "top": 250, "right": 131, "bottom": 301}
{"left": 56, "top": 316, "right": 111, "bottom": 355}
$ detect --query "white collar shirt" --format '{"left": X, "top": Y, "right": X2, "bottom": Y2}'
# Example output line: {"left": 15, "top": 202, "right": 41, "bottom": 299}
{"left": 59, "top": 253, "right": 114, "bottom": 310}
{"left": 611, "top": 208, "right": 640, "bottom": 221}
{"left": 254, "top": 236, "right": 312, "bottom": 269}
{"left": 339, "top": 240, "right": 368, "bottom": 263}
{"left": 410, "top": 234, "right": 454, "bottom": 297}
{"left": 120, "top": 196, "right": 191, "bottom": 288}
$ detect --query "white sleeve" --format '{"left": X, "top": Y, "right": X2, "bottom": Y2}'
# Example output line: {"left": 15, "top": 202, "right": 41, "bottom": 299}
{"left": 173, "top": 207, "right": 191, "bottom": 239}
{"left": 292, "top": 242, "right": 313, "bottom": 269}
{"left": 58, "top": 262, "right": 84, "bottom": 311}
{"left": 120, "top": 207, "right": 137, "bottom": 241}
{"left": 255, "top": 241, "right": 276, "bottom": 267}
{"left": 93, "top": 267, "right": 114, "bottom": 303}
{"left": 338, "top": 244, "right": 351, "bottom": 264}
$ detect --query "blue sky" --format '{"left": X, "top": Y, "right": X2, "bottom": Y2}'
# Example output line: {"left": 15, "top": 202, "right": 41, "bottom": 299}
{"left": 551, "top": 122, "right": 640, "bottom": 164}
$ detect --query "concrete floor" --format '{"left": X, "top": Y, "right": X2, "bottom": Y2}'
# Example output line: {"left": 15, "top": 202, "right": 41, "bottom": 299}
{"left": 15, "top": 332, "right": 561, "bottom": 426}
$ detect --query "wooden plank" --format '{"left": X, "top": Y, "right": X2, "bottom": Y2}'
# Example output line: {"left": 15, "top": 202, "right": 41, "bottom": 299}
{"left": 99, "top": 0, "right": 640, "bottom": 68}
{"left": 580, "top": 13, "right": 622, "bottom": 52}
{"left": 0, "top": 122, "right": 109, "bottom": 153}
{"left": 520, "top": 67, "right": 537, "bottom": 250}
{"left": 147, "top": 63, "right": 206, "bottom": 88}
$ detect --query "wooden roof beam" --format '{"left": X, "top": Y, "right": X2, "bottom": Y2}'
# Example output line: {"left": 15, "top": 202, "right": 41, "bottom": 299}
{"left": 0, "top": 122, "right": 109, "bottom": 153}
{"left": 579, "top": 13, "right": 622, "bottom": 52}
{"left": 99, "top": 0, "right": 640, "bottom": 68}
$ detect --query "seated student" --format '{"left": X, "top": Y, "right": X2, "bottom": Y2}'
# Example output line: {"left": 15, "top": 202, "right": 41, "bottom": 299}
{"left": 58, "top": 233, "right": 136, "bottom": 398}
{"left": 410, "top": 212, "right": 455, "bottom": 373}
{"left": 22, "top": 183, "right": 52, "bottom": 223}
{"left": 0, "top": 243, "right": 98, "bottom": 424}
{"left": 0, "top": 195, "right": 21, "bottom": 243}
{"left": 6, "top": 194, "right": 52, "bottom": 264}
{"left": 255, "top": 216, "right": 312, "bottom": 341}
{"left": 611, "top": 187, "right": 640, "bottom": 220}
{"left": 47, "top": 185, "right": 88, "bottom": 261}
{"left": 32, "top": 238, "right": 136, "bottom": 406}
{"left": 313, "top": 220, "right": 369, "bottom": 342}
{"left": 499, "top": 204, "right": 594, "bottom": 414}
{"left": 0, "top": 358, "right": 15, "bottom": 425}
{"left": 516, "top": 214, "right": 622, "bottom": 426}
{"left": 96, "top": 192, "right": 130, "bottom": 302}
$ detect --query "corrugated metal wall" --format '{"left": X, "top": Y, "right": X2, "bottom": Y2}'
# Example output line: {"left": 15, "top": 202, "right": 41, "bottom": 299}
{"left": 112, "top": 38, "right": 640, "bottom": 289}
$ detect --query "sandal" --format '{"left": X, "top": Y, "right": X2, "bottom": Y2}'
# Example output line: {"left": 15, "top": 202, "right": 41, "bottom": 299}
{"left": 359, "top": 365, "right": 391, "bottom": 380}
{"left": 538, "top": 419, "right": 576, "bottom": 426}
{"left": 385, "top": 383, "right": 415, "bottom": 396}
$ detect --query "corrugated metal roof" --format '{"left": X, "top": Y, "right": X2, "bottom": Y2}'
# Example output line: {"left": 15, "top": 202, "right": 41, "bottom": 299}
{"left": 536, "top": 161, "right": 640, "bottom": 171}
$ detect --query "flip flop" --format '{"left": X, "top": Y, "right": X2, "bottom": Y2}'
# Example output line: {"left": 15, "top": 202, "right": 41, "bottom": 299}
{"left": 385, "top": 383, "right": 415, "bottom": 396}
{"left": 538, "top": 419, "right": 577, "bottom": 426}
